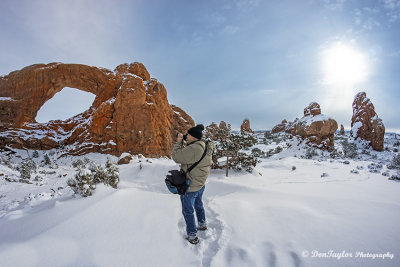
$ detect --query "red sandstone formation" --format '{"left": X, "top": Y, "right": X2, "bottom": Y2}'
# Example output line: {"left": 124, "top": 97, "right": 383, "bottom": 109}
{"left": 219, "top": 121, "right": 228, "bottom": 130}
{"left": 0, "top": 62, "right": 194, "bottom": 157}
{"left": 240, "top": 118, "right": 253, "bottom": 134}
{"left": 204, "top": 122, "right": 219, "bottom": 140}
{"left": 293, "top": 102, "right": 338, "bottom": 149}
{"left": 271, "top": 119, "right": 288, "bottom": 134}
{"left": 304, "top": 102, "right": 321, "bottom": 116}
{"left": 339, "top": 124, "right": 345, "bottom": 135}
{"left": 271, "top": 119, "right": 298, "bottom": 135}
{"left": 350, "top": 92, "right": 385, "bottom": 151}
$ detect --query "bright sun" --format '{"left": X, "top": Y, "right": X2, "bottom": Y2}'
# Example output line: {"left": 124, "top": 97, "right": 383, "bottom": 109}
{"left": 322, "top": 42, "right": 368, "bottom": 85}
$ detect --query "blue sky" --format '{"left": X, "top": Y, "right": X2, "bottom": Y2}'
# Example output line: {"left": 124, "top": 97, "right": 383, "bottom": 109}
{"left": 1, "top": 0, "right": 399, "bottom": 131}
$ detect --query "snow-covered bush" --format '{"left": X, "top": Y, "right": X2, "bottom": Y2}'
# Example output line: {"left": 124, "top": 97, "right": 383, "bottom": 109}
{"left": 205, "top": 122, "right": 258, "bottom": 173}
{"left": 342, "top": 139, "right": 358, "bottom": 159}
{"left": 274, "top": 146, "right": 283, "bottom": 154}
{"left": 32, "top": 150, "right": 39, "bottom": 158}
{"left": 367, "top": 163, "right": 382, "bottom": 173}
{"left": 72, "top": 159, "right": 84, "bottom": 168}
{"left": 389, "top": 174, "right": 400, "bottom": 181}
{"left": 69, "top": 169, "right": 95, "bottom": 197}
{"left": 329, "top": 148, "right": 341, "bottom": 159}
{"left": 264, "top": 131, "right": 273, "bottom": 140}
{"left": 89, "top": 162, "right": 107, "bottom": 184}
{"left": 43, "top": 154, "right": 51, "bottom": 165}
{"left": 0, "top": 156, "right": 13, "bottom": 169}
{"left": 361, "top": 149, "right": 371, "bottom": 155}
{"left": 388, "top": 154, "right": 400, "bottom": 169}
{"left": 68, "top": 159, "right": 119, "bottom": 197}
{"left": 305, "top": 148, "right": 318, "bottom": 159}
{"left": 251, "top": 148, "right": 265, "bottom": 158}
{"left": 263, "top": 131, "right": 273, "bottom": 145}
{"left": 392, "top": 154, "right": 400, "bottom": 168}
{"left": 105, "top": 159, "right": 120, "bottom": 189}
{"left": 229, "top": 152, "right": 258, "bottom": 172}
{"left": 58, "top": 140, "right": 65, "bottom": 150}
{"left": 19, "top": 159, "right": 37, "bottom": 183}
{"left": 34, "top": 175, "right": 43, "bottom": 181}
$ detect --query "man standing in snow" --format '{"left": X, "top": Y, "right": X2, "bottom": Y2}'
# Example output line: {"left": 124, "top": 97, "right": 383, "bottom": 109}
{"left": 172, "top": 124, "right": 214, "bottom": 245}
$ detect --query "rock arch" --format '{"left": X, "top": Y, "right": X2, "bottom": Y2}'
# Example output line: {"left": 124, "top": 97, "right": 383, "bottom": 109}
{"left": 0, "top": 63, "right": 117, "bottom": 127}
{"left": 0, "top": 62, "right": 194, "bottom": 157}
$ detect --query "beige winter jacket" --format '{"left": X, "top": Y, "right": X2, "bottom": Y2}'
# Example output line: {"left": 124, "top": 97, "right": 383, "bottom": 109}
{"left": 172, "top": 140, "right": 214, "bottom": 192}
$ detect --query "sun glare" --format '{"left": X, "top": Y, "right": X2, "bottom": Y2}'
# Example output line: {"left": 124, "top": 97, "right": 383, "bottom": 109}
{"left": 322, "top": 42, "right": 368, "bottom": 85}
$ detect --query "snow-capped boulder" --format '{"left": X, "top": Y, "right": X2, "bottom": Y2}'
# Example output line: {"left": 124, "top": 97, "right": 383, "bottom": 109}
{"left": 0, "top": 62, "right": 194, "bottom": 157}
{"left": 118, "top": 152, "right": 133, "bottom": 165}
{"left": 293, "top": 102, "right": 338, "bottom": 149}
{"left": 350, "top": 92, "right": 385, "bottom": 151}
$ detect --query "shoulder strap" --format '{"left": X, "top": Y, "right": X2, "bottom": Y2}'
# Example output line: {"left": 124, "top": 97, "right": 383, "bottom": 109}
{"left": 187, "top": 141, "right": 208, "bottom": 173}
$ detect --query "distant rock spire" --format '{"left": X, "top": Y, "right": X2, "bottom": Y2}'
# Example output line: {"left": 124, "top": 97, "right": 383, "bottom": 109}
{"left": 350, "top": 92, "right": 385, "bottom": 151}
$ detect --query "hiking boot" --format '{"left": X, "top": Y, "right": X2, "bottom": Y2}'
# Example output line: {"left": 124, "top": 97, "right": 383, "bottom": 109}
{"left": 197, "top": 225, "right": 207, "bottom": 231}
{"left": 186, "top": 236, "right": 200, "bottom": 245}
{"left": 197, "top": 222, "right": 207, "bottom": 231}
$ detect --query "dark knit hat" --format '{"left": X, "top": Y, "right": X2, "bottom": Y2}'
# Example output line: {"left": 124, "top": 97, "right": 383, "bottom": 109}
{"left": 188, "top": 124, "right": 204, "bottom": 140}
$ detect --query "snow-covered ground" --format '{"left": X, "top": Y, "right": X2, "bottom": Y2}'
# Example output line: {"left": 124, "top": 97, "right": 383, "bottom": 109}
{"left": 0, "top": 132, "right": 399, "bottom": 267}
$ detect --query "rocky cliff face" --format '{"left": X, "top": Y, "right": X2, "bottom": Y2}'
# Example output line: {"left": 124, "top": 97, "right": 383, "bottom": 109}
{"left": 293, "top": 102, "right": 338, "bottom": 149}
{"left": 0, "top": 62, "right": 194, "bottom": 157}
{"left": 350, "top": 92, "right": 385, "bottom": 151}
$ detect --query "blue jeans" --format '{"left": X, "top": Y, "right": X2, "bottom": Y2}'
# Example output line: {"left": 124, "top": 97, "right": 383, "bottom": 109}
{"left": 180, "top": 186, "right": 206, "bottom": 237}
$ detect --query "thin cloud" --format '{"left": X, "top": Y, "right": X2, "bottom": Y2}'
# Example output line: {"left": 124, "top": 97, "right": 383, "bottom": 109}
{"left": 380, "top": 0, "right": 400, "bottom": 22}
{"left": 322, "top": 0, "right": 347, "bottom": 10}
{"left": 354, "top": 7, "right": 381, "bottom": 30}
{"left": 223, "top": 25, "right": 240, "bottom": 35}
